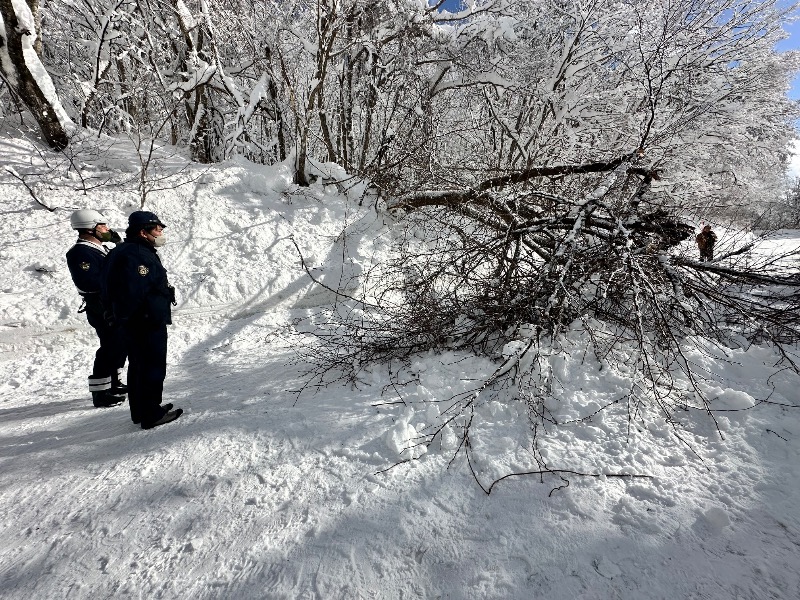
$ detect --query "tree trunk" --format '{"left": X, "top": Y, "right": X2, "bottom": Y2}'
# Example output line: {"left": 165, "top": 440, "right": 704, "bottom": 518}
{"left": 294, "top": 123, "right": 309, "bottom": 186}
{"left": 0, "top": 0, "right": 70, "bottom": 150}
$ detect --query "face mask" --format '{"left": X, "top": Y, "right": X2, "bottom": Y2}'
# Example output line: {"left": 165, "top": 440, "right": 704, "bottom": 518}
{"left": 90, "top": 226, "right": 111, "bottom": 241}
{"left": 152, "top": 233, "right": 167, "bottom": 247}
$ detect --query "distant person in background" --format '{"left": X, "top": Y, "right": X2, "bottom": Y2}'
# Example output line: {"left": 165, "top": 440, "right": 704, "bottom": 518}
{"left": 102, "top": 211, "right": 182, "bottom": 430}
{"left": 65, "top": 209, "right": 128, "bottom": 408}
{"left": 696, "top": 225, "right": 717, "bottom": 261}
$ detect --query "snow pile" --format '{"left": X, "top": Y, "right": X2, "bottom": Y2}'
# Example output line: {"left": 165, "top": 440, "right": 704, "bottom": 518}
{"left": 1, "top": 132, "right": 800, "bottom": 598}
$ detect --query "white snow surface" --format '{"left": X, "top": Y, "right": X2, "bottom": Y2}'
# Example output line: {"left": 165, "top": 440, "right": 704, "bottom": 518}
{"left": 1, "top": 132, "right": 800, "bottom": 599}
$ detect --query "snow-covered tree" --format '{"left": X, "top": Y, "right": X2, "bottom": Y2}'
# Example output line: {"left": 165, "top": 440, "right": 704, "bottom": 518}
{"left": 0, "top": 0, "right": 71, "bottom": 149}
{"left": 20, "top": 0, "right": 797, "bottom": 192}
{"left": 297, "top": 0, "right": 800, "bottom": 473}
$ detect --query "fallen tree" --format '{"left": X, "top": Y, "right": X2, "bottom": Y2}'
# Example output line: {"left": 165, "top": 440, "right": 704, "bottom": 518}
{"left": 292, "top": 155, "right": 800, "bottom": 490}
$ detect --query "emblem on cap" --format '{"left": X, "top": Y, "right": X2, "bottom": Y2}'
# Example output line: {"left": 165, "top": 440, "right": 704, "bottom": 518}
{"left": 80, "top": 262, "right": 90, "bottom": 271}
{"left": 138, "top": 265, "right": 149, "bottom": 276}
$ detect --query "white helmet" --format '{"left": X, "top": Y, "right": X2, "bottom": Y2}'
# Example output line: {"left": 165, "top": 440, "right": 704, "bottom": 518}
{"left": 70, "top": 209, "right": 107, "bottom": 230}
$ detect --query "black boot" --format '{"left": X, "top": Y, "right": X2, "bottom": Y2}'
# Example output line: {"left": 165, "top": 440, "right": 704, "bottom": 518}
{"left": 141, "top": 408, "right": 183, "bottom": 430}
{"left": 132, "top": 403, "right": 172, "bottom": 425}
{"left": 92, "top": 391, "right": 125, "bottom": 408}
{"left": 111, "top": 373, "right": 128, "bottom": 395}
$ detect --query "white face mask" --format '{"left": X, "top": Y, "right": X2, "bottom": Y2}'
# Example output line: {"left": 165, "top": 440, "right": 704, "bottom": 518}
{"left": 152, "top": 233, "right": 166, "bottom": 247}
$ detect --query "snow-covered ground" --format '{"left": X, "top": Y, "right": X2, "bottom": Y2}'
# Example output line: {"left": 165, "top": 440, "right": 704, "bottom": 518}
{"left": 1, "top": 133, "right": 800, "bottom": 599}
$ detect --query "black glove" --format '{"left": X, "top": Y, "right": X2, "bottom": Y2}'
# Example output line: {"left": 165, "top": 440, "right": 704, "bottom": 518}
{"left": 167, "top": 284, "right": 177, "bottom": 306}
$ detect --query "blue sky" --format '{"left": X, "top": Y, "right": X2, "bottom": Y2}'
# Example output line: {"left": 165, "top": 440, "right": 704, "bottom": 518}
{"left": 776, "top": 10, "right": 800, "bottom": 100}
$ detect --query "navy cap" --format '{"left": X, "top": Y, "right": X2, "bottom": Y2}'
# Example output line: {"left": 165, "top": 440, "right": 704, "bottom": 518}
{"left": 128, "top": 210, "right": 166, "bottom": 230}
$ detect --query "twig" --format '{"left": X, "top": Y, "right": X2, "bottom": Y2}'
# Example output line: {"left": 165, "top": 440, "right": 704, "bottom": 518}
{"left": 481, "top": 468, "right": 653, "bottom": 496}
{"left": 766, "top": 429, "right": 788, "bottom": 441}
{"left": 374, "top": 459, "right": 412, "bottom": 475}
{"left": 288, "top": 236, "right": 380, "bottom": 309}
{"left": 4, "top": 167, "right": 56, "bottom": 212}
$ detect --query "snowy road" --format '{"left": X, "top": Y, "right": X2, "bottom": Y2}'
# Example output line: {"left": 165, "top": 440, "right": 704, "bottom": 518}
{"left": 3, "top": 300, "right": 800, "bottom": 599}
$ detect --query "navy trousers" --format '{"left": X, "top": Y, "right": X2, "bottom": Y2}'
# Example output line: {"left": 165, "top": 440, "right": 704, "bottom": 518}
{"left": 84, "top": 296, "right": 127, "bottom": 393}
{"left": 124, "top": 321, "right": 168, "bottom": 424}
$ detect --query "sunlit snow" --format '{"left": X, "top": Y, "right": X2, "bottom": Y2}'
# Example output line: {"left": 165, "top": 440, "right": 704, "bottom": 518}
{"left": 1, "top": 132, "right": 799, "bottom": 599}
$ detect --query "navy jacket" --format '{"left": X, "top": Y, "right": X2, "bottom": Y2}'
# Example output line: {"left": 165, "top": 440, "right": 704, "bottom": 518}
{"left": 102, "top": 238, "right": 173, "bottom": 326}
{"left": 66, "top": 240, "right": 107, "bottom": 294}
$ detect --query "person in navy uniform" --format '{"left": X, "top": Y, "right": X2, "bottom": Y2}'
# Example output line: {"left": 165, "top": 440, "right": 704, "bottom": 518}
{"left": 65, "top": 209, "right": 128, "bottom": 408}
{"left": 102, "top": 211, "right": 182, "bottom": 429}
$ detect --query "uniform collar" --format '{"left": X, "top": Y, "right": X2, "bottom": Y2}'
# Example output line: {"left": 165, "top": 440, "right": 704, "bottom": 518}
{"left": 75, "top": 239, "right": 107, "bottom": 254}
{"left": 76, "top": 237, "right": 103, "bottom": 248}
